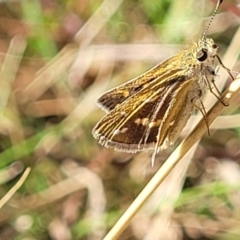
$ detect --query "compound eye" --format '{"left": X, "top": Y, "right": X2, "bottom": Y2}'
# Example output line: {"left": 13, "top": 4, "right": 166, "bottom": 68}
{"left": 212, "top": 44, "right": 218, "bottom": 49}
{"left": 196, "top": 48, "right": 208, "bottom": 62}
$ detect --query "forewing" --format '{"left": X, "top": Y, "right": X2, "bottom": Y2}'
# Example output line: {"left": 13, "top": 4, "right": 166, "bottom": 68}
{"left": 93, "top": 74, "right": 196, "bottom": 153}
{"left": 97, "top": 55, "right": 182, "bottom": 112}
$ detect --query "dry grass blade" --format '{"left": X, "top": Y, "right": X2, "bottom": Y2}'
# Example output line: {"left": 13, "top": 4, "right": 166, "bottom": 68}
{"left": 103, "top": 74, "right": 240, "bottom": 240}
{"left": 23, "top": 46, "right": 78, "bottom": 102}
{"left": 0, "top": 167, "right": 31, "bottom": 209}
{"left": 187, "top": 114, "right": 240, "bottom": 130}
{"left": 74, "top": 0, "right": 124, "bottom": 45}
{"left": 0, "top": 36, "right": 26, "bottom": 111}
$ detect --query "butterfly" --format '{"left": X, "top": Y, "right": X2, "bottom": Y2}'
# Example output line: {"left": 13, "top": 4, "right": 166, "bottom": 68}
{"left": 92, "top": 0, "right": 231, "bottom": 165}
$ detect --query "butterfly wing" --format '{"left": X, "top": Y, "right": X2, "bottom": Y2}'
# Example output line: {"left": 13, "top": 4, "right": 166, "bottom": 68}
{"left": 97, "top": 54, "right": 182, "bottom": 112}
{"left": 93, "top": 73, "right": 198, "bottom": 153}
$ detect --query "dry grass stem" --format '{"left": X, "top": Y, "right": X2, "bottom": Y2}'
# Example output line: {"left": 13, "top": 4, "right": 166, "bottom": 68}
{"left": 0, "top": 167, "right": 31, "bottom": 209}
{"left": 74, "top": 0, "right": 124, "bottom": 45}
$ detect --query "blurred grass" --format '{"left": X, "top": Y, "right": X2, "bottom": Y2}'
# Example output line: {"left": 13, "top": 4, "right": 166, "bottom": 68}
{"left": 0, "top": 0, "right": 239, "bottom": 239}
{"left": 21, "top": 0, "right": 58, "bottom": 57}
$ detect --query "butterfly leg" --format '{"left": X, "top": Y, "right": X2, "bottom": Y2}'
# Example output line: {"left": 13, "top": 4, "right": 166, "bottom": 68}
{"left": 191, "top": 90, "right": 210, "bottom": 136}
{"left": 216, "top": 55, "right": 235, "bottom": 80}
{"left": 204, "top": 73, "right": 229, "bottom": 106}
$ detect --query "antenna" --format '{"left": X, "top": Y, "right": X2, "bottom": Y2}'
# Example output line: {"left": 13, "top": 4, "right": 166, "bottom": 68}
{"left": 202, "top": 0, "right": 223, "bottom": 38}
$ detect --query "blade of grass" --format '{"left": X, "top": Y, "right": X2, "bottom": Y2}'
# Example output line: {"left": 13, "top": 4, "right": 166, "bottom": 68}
{"left": 0, "top": 167, "right": 31, "bottom": 209}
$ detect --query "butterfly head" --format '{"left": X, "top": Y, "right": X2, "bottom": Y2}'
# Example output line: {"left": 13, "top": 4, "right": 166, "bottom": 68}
{"left": 196, "top": 0, "right": 222, "bottom": 64}
{"left": 195, "top": 38, "right": 218, "bottom": 64}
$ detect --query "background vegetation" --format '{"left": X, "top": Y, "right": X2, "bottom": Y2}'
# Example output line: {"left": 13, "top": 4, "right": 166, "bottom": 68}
{"left": 0, "top": 0, "right": 239, "bottom": 239}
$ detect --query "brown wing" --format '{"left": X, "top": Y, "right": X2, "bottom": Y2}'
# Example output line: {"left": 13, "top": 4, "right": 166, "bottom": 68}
{"left": 92, "top": 74, "right": 196, "bottom": 153}
{"left": 97, "top": 54, "right": 182, "bottom": 112}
